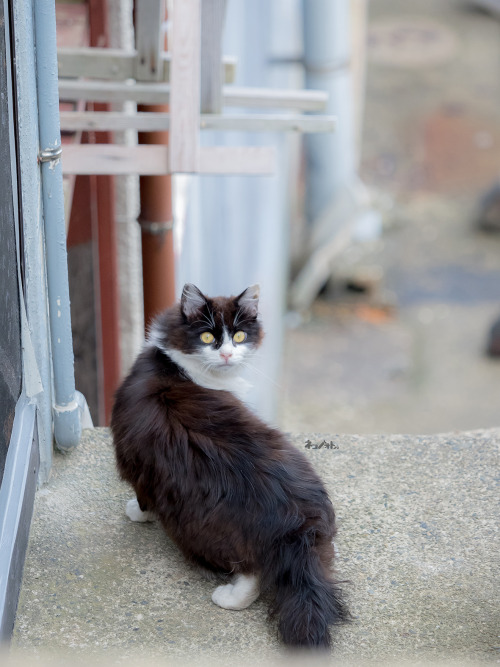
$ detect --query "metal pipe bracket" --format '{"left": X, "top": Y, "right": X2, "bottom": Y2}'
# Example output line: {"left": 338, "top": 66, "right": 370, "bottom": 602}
{"left": 38, "top": 145, "right": 63, "bottom": 163}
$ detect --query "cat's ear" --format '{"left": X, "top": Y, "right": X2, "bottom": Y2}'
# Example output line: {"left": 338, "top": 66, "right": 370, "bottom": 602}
{"left": 181, "top": 283, "right": 207, "bottom": 318}
{"left": 236, "top": 284, "right": 260, "bottom": 318}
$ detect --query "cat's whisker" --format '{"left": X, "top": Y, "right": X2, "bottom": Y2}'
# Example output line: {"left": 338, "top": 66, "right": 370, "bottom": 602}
{"left": 190, "top": 313, "right": 215, "bottom": 330}
{"left": 240, "top": 361, "right": 282, "bottom": 389}
{"left": 233, "top": 307, "right": 244, "bottom": 328}
{"left": 232, "top": 317, "right": 254, "bottom": 328}
{"left": 190, "top": 319, "right": 209, "bottom": 328}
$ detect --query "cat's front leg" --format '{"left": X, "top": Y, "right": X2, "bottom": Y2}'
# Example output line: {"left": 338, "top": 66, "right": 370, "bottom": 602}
{"left": 212, "top": 573, "right": 260, "bottom": 610}
{"left": 125, "top": 497, "right": 156, "bottom": 523}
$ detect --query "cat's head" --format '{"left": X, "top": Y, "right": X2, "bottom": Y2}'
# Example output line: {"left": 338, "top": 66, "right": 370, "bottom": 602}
{"left": 150, "top": 283, "right": 263, "bottom": 375}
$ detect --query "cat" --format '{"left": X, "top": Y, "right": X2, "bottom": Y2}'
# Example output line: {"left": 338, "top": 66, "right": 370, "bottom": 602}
{"left": 111, "top": 283, "right": 348, "bottom": 648}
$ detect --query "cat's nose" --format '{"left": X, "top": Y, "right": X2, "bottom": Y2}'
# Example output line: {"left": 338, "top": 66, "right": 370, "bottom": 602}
{"left": 220, "top": 351, "right": 233, "bottom": 363}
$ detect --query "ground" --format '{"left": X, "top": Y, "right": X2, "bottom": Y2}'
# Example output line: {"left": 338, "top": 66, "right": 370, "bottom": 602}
{"left": 11, "top": 428, "right": 500, "bottom": 664}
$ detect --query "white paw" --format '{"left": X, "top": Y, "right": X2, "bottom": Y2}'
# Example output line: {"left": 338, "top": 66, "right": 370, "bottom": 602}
{"left": 211, "top": 574, "right": 259, "bottom": 610}
{"left": 212, "top": 583, "right": 239, "bottom": 609}
{"left": 125, "top": 498, "right": 155, "bottom": 523}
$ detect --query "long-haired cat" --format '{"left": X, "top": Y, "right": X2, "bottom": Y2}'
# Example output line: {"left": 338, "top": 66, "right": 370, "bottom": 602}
{"left": 111, "top": 284, "right": 348, "bottom": 648}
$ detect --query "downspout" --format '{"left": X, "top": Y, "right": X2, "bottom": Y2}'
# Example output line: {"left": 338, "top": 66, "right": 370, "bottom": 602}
{"left": 137, "top": 4, "right": 176, "bottom": 329}
{"left": 88, "top": 0, "right": 122, "bottom": 425}
{"left": 290, "top": 0, "right": 375, "bottom": 310}
{"left": 138, "top": 117, "right": 176, "bottom": 329}
{"left": 33, "top": 0, "right": 82, "bottom": 449}
{"left": 302, "top": 0, "right": 356, "bottom": 226}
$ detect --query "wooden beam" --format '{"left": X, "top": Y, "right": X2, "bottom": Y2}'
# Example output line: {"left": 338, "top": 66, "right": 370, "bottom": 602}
{"left": 224, "top": 87, "right": 328, "bottom": 111}
{"left": 168, "top": 0, "right": 201, "bottom": 172}
{"left": 61, "top": 144, "right": 275, "bottom": 175}
{"left": 134, "top": 0, "right": 164, "bottom": 81}
{"left": 59, "top": 79, "right": 170, "bottom": 104}
{"left": 58, "top": 47, "right": 135, "bottom": 80}
{"left": 58, "top": 79, "right": 328, "bottom": 110}
{"left": 200, "top": 114, "right": 336, "bottom": 133}
{"left": 63, "top": 145, "right": 167, "bottom": 175}
{"left": 57, "top": 48, "right": 237, "bottom": 83}
{"left": 200, "top": 0, "right": 227, "bottom": 113}
{"left": 60, "top": 110, "right": 337, "bottom": 133}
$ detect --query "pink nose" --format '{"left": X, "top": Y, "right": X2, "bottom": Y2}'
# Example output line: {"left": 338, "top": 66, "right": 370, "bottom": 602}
{"left": 220, "top": 351, "right": 233, "bottom": 363}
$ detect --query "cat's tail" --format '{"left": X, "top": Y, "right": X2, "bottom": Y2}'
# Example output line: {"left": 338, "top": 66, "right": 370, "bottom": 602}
{"left": 262, "top": 530, "right": 348, "bottom": 649}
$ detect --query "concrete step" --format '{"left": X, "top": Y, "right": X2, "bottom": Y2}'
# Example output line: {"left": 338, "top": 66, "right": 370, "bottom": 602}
{"left": 10, "top": 427, "right": 499, "bottom": 664}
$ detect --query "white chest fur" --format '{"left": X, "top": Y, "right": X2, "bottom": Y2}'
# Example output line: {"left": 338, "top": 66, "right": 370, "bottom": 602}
{"left": 163, "top": 347, "right": 252, "bottom": 401}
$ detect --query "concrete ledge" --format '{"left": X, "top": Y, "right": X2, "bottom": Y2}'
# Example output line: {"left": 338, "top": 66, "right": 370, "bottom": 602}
{"left": 11, "top": 427, "right": 499, "bottom": 663}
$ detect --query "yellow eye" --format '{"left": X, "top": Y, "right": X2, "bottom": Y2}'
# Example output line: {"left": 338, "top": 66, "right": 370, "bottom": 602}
{"left": 233, "top": 331, "right": 247, "bottom": 344}
{"left": 200, "top": 332, "right": 215, "bottom": 344}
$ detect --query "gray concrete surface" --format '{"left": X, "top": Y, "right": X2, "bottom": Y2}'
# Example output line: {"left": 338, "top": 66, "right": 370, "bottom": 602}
{"left": 11, "top": 427, "right": 499, "bottom": 664}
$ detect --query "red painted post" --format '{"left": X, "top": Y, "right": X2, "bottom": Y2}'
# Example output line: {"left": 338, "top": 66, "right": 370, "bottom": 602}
{"left": 88, "top": 0, "right": 121, "bottom": 424}
{"left": 137, "top": 4, "right": 176, "bottom": 331}
{"left": 138, "top": 114, "right": 176, "bottom": 330}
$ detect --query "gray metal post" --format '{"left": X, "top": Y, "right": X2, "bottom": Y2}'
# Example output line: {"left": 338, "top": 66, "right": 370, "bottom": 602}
{"left": 289, "top": 0, "right": 378, "bottom": 311}
{"left": 33, "top": 0, "right": 82, "bottom": 450}
{"left": 302, "top": 0, "right": 355, "bottom": 226}
{"left": 13, "top": 0, "right": 54, "bottom": 481}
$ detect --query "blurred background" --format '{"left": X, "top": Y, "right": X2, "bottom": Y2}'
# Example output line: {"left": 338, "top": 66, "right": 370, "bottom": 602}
{"left": 59, "top": 0, "right": 500, "bottom": 434}
{"left": 281, "top": 0, "right": 500, "bottom": 434}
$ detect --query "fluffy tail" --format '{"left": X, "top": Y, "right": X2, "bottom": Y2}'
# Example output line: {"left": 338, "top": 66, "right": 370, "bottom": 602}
{"left": 263, "top": 530, "right": 348, "bottom": 649}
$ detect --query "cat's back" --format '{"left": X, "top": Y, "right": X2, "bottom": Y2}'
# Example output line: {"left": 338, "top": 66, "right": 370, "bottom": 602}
{"left": 112, "top": 344, "right": 249, "bottom": 438}
{"left": 111, "top": 342, "right": 334, "bottom": 538}
{"left": 111, "top": 345, "right": 188, "bottom": 441}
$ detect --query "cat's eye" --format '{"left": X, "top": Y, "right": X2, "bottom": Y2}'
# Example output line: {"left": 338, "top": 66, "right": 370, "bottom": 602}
{"left": 233, "top": 331, "right": 247, "bottom": 344}
{"left": 200, "top": 332, "right": 215, "bottom": 344}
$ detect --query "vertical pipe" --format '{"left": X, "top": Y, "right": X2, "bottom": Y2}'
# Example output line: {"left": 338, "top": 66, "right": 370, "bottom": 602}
{"left": 137, "top": 2, "right": 176, "bottom": 329}
{"left": 88, "top": 0, "right": 121, "bottom": 424}
{"left": 89, "top": 166, "right": 120, "bottom": 424}
{"left": 138, "top": 114, "right": 176, "bottom": 329}
{"left": 33, "top": 0, "right": 81, "bottom": 449}
{"left": 107, "top": 0, "right": 143, "bottom": 380}
{"left": 302, "top": 0, "right": 355, "bottom": 227}
{"left": 12, "top": 0, "right": 54, "bottom": 481}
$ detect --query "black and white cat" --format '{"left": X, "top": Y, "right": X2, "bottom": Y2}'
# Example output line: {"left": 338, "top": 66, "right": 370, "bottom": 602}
{"left": 111, "top": 284, "right": 347, "bottom": 648}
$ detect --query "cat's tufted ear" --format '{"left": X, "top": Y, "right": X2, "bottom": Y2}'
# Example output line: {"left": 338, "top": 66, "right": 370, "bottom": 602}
{"left": 181, "top": 283, "right": 207, "bottom": 318}
{"left": 235, "top": 284, "right": 260, "bottom": 318}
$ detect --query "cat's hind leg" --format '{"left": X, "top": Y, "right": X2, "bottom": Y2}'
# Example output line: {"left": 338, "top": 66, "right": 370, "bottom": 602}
{"left": 125, "top": 498, "right": 155, "bottom": 523}
{"left": 212, "top": 573, "right": 260, "bottom": 610}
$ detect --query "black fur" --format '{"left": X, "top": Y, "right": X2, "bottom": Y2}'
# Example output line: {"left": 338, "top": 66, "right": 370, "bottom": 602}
{"left": 111, "top": 285, "right": 348, "bottom": 648}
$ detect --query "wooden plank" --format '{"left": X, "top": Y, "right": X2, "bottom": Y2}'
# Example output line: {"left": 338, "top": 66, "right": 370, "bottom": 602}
{"left": 200, "top": 0, "right": 227, "bottom": 113}
{"left": 59, "top": 79, "right": 170, "bottom": 104}
{"left": 223, "top": 86, "right": 328, "bottom": 110}
{"left": 58, "top": 47, "right": 135, "bottom": 80}
{"left": 58, "top": 79, "right": 328, "bottom": 110}
{"left": 61, "top": 144, "right": 275, "bottom": 175}
{"left": 199, "top": 114, "right": 336, "bottom": 133}
{"left": 134, "top": 0, "right": 164, "bottom": 81}
{"left": 62, "top": 145, "right": 169, "bottom": 175}
{"left": 169, "top": 0, "right": 201, "bottom": 172}
{"left": 60, "top": 110, "right": 337, "bottom": 133}
{"left": 57, "top": 48, "right": 237, "bottom": 83}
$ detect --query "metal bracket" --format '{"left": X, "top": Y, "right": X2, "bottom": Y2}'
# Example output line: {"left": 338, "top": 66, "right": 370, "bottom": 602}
{"left": 139, "top": 219, "right": 174, "bottom": 234}
{"left": 38, "top": 145, "right": 62, "bottom": 163}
